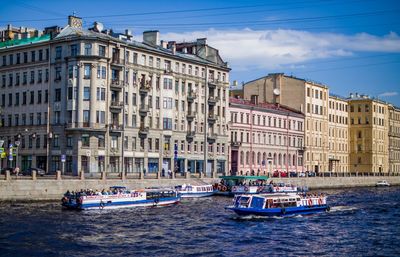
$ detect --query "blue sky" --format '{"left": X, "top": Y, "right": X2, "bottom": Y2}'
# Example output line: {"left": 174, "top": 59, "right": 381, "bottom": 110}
{"left": 1, "top": 0, "right": 399, "bottom": 105}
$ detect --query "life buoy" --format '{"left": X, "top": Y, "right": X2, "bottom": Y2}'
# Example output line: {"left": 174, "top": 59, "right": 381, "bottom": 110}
{"left": 318, "top": 198, "right": 323, "bottom": 205}
{"left": 244, "top": 186, "right": 249, "bottom": 192}
{"left": 222, "top": 186, "right": 227, "bottom": 192}
{"left": 308, "top": 199, "right": 313, "bottom": 206}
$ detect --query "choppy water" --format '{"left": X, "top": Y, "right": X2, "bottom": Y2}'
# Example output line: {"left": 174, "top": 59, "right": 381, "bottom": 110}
{"left": 0, "top": 187, "right": 399, "bottom": 257}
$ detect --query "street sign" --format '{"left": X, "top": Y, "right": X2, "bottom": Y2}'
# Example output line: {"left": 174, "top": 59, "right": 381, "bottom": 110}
{"left": 14, "top": 140, "right": 20, "bottom": 147}
{"left": 61, "top": 154, "right": 66, "bottom": 163}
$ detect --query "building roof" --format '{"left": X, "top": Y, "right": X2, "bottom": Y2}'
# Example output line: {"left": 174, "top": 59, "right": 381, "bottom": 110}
{"left": 243, "top": 73, "right": 328, "bottom": 88}
{"left": 54, "top": 25, "right": 227, "bottom": 69}
{"left": 229, "top": 97, "right": 304, "bottom": 117}
{"left": 0, "top": 34, "right": 50, "bottom": 49}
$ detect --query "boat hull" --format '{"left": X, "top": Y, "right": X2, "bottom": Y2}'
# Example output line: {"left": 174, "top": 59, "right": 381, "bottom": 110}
{"left": 63, "top": 197, "right": 180, "bottom": 210}
{"left": 179, "top": 191, "right": 216, "bottom": 198}
{"left": 226, "top": 205, "right": 329, "bottom": 217}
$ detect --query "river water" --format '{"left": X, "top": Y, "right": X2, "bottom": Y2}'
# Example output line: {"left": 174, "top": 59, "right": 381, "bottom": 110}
{"left": 0, "top": 187, "right": 399, "bottom": 257}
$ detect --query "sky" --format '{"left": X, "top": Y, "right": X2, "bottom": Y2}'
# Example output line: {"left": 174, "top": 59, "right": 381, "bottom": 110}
{"left": 1, "top": 0, "right": 399, "bottom": 106}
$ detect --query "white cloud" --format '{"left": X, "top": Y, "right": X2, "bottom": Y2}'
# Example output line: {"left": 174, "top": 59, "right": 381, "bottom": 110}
{"left": 378, "top": 91, "right": 398, "bottom": 97}
{"left": 160, "top": 29, "right": 400, "bottom": 71}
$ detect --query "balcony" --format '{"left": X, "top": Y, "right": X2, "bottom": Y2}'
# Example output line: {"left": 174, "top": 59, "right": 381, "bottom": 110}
{"left": 187, "top": 91, "right": 197, "bottom": 102}
{"left": 208, "top": 96, "right": 218, "bottom": 106}
{"left": 139, "top": 84, "right": 151, "bottom": 95}
{"left": 109, "top": 123, "right": 123, "bottom": 133}
{"left": 186, "top": 131, "right": 195, "bottom": 142}
{"left": 65, "top": 122, "right": 106, "bottom": 132}
{"left": 208, "top": 114, "right": 217, "bottom": 124}
{"left": 110, "top": 79, "right": 124, "bottom": 90}
{"left": 186, "top": 112, "right": 195, "bottom": 122}
{"left": 110, "top": 101, "right": 124, "bottom": 112}
{"left": 231, "top": 141, "right": 242, "bottom": 148}
{"left": 208, "top": 81, "right": 217, "bottom": 89}
{"left": 139, "top": 126, "right": 149, "bottom": 138}
{"left": 207, "top": 133, "right": 218, "bottom": 143}
{"left": 139, "top": 104, "right": 149, "bottom": 116}
{"left": 111, "top": 58, "right": 125, "bottom": 67}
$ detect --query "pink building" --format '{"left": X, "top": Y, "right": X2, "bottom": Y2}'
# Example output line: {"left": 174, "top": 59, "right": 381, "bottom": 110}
{"left": 229, "top": 97, "right": 305, "bottom": 176}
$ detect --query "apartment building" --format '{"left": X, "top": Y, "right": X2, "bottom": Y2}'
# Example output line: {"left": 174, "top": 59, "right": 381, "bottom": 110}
{"left": 243, "top": 73, "right": 329, "bottom": 173}
{"left": 388, "top": 104, "right": 400, "bottom": 174}
{"left": 347, "top": 93, "right": 389, "bottom": 173}
{"left": 328, "top": 94, "right": 349, "bottom": 172}
{"left": 0, "top": 16, "right": 230, "bottom": 175}
{"left": 229, "top": 97, "right": 305, "bottom": 175}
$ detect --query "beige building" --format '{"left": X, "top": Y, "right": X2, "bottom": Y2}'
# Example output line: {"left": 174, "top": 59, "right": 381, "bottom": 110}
{"left": 348, "top": 94, "right": 389, "bottom": 173}
{"left": 244, "top": 73, "right": 329, "bottom": 173}
{"left": 328, "top": 95, "right": 349, "bottom": 173}
{"left": 388, "top": 104, "right": 400, "bottom": 174}
{"left": 0, "top": 16, "right": 230, "bottom": 176}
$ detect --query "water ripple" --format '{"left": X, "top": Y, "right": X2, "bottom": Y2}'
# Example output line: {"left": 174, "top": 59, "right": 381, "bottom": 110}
{"left": 0, "top": 187, "right": 399, "bottom": 256}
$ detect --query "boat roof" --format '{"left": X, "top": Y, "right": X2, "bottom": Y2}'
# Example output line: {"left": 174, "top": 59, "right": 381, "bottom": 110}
{"left": 110, "top": 186, "right": 127, "bottom": 189}
{"left": 220, "top": 175, "right": 268, "bottom": 180}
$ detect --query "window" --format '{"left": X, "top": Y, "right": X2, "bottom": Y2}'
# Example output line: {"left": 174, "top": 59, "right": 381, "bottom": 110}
{"left": 15, "top": 73, "right": 20, "bottom": 85}
{"left": 163, "top": 78, "right": 173, "bottom": 89}
{"left": 98, "top": 135, "right": 105, "bottom": 148}
{"left": 97, "top": 87, "right": 105, "bottom": 101}
{"left": 38, "top": 70, "right": 42, "bottom": 83}
{"left": 53, "top": 134, "right": 59, "bottom": 147}
{"left": 15, "top": 93, "right": 19, "bottom": 106}
{"left": 83, "top": 110, "right": 90, "bottom": 124}
{"left": 70, "top": 44, "right": 78, "bottom": 56}
{"left": 84, "top": 64, "right": 91, "bottom": 79}
{"left": 37, "top": 113, "right": 41, "bottom": 125}
{"left": 84, "top": 43, "right": 92, "bottom": 55}
{"left": 96, "top": 111, "right": 105, "bottom": 124}
{"left": 99, "top": 45, "right": 106, "bottom": 57}
{"left": 38, "top": 50, "right": 43, "bottom": 61}
{"left": 23, "top": 72, "right": 27, "bottom": 84}
{"left": 30, "top": 71, "right": 35, "bottom": 84}
{"left": 55, "top": 46, "right": 62, "bottom": 59}
{"left": 55, "top": 67, "right": 61, "bottom": 80}
{"left": 55, "top": 89, "right": 61, "bottom": 102}
{"left": 163, "top": 118, "right": 172, "bottom": 130}
{"left": 82, "top": 134, "right": 90, "bottom": 147}
{"left": 30, "top": 91, "right": 34, "bottom": 104}
{"left": 163, "top": 97, "right": 173, "bottom": 109}
{"left": 83, "top": 87, "right": 90, "bottom": 100}
{"left": 132, "top": 93, "right": 137, "bottom": 106}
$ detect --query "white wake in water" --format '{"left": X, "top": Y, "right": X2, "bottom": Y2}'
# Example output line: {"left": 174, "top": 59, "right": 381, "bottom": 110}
{"left": 329, "top": 206, "right": 358, "bottom": 212}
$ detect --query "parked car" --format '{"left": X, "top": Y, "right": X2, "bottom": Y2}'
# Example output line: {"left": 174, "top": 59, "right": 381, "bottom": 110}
{"left": 0, "top": 167, "right": 14, "bottom": 175}
{"left": 273, "top": 171, "right": 288, "bottom": 177}
{"left": 298, "top": 172, "right": 306, "bottom": 177}
{"left": 21, "top": 168, "right": 46, "bottom": 176}
{"left": 289, "top": 171, "right": 298, "bottom": 177}
{"left": 307, "top": 171, "right": 316, "bottom": 177}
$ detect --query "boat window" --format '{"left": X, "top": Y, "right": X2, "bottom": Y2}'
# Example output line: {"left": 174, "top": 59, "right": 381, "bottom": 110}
{"left": 239, "top": 197, "right": 250, "bottom": 207}
{"left": 250, "top": 197, "right": 265, "bottom": 209}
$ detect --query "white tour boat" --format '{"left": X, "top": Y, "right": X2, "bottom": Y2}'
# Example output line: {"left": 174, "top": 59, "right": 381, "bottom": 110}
{"left": 175, "top": 184, "right": 216, "bottom": 198}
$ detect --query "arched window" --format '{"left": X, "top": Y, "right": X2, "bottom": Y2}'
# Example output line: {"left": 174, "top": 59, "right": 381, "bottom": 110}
{"left": 278, "top": 154, "right": 282, "bottom": 166}
{"left": 240, "top": 151, "right": 244, "bottom": 165}
{"left": 246, "top": 151, "right": 249, "bottom": 165}
{"left": 257, "top": 152, "right": 261, "bottom": 164}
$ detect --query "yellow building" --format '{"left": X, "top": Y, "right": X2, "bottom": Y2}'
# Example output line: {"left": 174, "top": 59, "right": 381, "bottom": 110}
{"left": 389, "top": 105, "right": 400, "bottom": 174}
{"left": 243, "top": 73, "right": 329, "bottom": 173}
{"left": 328, "top": 95, "right": 349, "bottom": 173}
{"left": 348, "top": 94, "right": 389, "bottom": 173}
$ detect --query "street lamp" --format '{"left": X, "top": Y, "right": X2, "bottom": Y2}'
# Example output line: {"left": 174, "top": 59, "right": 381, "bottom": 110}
{"left": 14, "top": 133, "right": 21, "bottom": 169}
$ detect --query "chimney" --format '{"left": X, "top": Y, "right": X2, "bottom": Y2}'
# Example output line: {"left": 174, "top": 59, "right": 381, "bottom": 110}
{"left": 161, "top": 40, "right": 168, "bottom": 48}
{"left": 355, "top": 93, "right": 359, "bottom": 98}
{"left": 349, "top": 93, "right": 354, "bottom": 98}
{"left": 168, "top": 41, "right": 176, "bottom": 55}
{"left": 68, "top": 15, "right": 83, "bottom": 29}
{"left": 125, "top": 29, "right": 132, "bottom": 36}
{"left": 143, "top": 30, "right": 160, "bottom": 46}
{"left": 196, "top": 38, "right": 207, "bottom": 45}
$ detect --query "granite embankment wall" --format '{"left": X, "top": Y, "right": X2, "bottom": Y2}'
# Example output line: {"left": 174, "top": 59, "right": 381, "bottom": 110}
{"left": 0, "top": 175, "right": 399, "bottom": 201}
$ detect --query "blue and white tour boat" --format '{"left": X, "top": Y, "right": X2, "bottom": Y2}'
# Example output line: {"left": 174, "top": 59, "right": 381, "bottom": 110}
{"left": 175, "top": 184, "right": 216, "bottom": 198}
{"left": 62, "top": 186, "right": 180, "bottom": 210}
{"left": 226, "top": 193, "right": 329, "bottom": 216}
